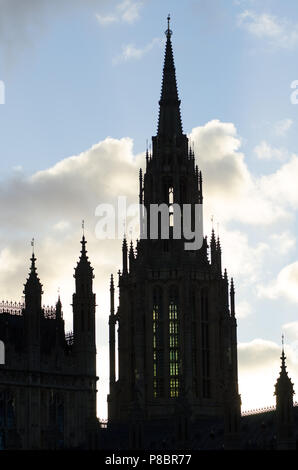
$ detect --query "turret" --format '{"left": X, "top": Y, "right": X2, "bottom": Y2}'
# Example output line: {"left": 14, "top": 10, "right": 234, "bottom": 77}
{"left": 122, "top": 236, "right": 128, "bottom": 274}
{"left": 210, "top": 229, "right": 217, "bottom": 266}
{"left": 72, "top": 233, "right": 96, "bottom": 377}
{"left": 109, "top": 275, "right": 116, "bottom": 387}
{"left": 23, "top": 242, "right": 43, "bottom": 368}
{"left": 216, "top": 236, "right": 222, "bottom": 275}
{"left": 129, "top": 241, "right": 135, "bottom": 272}
{"left": 274, "top": 337, "right": 295, "bottom": 449}
{"left": 23, "top": 249, "right": 43, "bottom": 311}
{"left": 230, "top": 278, "right": 235, "bottom": 317}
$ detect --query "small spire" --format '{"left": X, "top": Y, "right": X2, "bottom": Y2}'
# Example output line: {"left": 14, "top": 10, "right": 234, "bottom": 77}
{"left": 56, "top": 290, "right": 62, "bottom": 319}
{"left": 24, "top": 242, "right": 43, "bottom": 296}
{"left": 110, "top": 274, "right": 115, "bottom": 316}
{"left": 129, "top": 240, "right": 134, "bottom": 257}
{"left": 31, "top": 237, "right": 35, "bottom": 255}
{"left": 211, "top": 224, "right": 216, "bottom": 245}
{"left": 230, "top": 278, "right": 235, "bottom": 317}
{"left": 82, "top": 219, "right": 85, "bottom": 237}
{"left": 158, "top": 14, "right": 182, "bottom": 137}
{"left": 74, "top": 232, "right": 94, "bottom": 278}
{"left": 122, "top": 236, "right": 128, "bottom": 274}
{"left": 166, "top": 14, "right": 172, "bottom": 38}
{"left": 281, "top": 334, "right": 286, "bottom": 370}
{"left": 275, "top": 335, "right": 294, "bottom": 394}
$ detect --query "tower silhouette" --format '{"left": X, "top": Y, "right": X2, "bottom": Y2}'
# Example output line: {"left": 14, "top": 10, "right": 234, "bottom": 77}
{"left": 274, "top": 338, "right": 295, "bottom": 450}
{"left": 108, "top": 17, "right": 241, "bottom": 446}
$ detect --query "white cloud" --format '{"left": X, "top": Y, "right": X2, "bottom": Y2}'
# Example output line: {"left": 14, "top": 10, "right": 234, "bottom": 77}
{"left": 113, "top": 37, "right": 162, "bottom": 64}
{"left": 0, "top": 120, "right": 297, "bottom": 416}
{"left": 274, "top": 118, "right": 293, "bottom": 137}
{"left": 282, "top": 322, "right": 298, "bottom": 342}
{"left": 96, "top": 0, "right": 143, "bottom": 26}
{"left": 238, "top": 338, "right": 298, "bottom": 411}
{"left": 260, "top": 154, "right": 298, "bottom": 209}
{"left": 96, "top": 14, "right": 118, "bottom": 26}
{"left": 236, "top": 300, "right": 252, "bottom": 319}
{"left": 270, "top": 231, "right": 296, "bottom": 255}
{"left": 254, "top": 141, "right": 285, "bottom": 161}
{"left": 237, "top": 10, "right": 298, "bottom": 48}
{"left": 117, "top": 0, "right": 143, "bottom": 23}
{"left": 220, "top": 228, "right": 269, "bottom": 283}
{"left": 258, "top": 261, "right": 298, "bottom": 304}
{"left": 190, "top": 120, "right": 289, "bottom": 226}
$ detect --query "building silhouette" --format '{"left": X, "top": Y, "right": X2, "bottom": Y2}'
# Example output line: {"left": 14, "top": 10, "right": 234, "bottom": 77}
{"left": 0, "top": 17, "right": 297, "bottom": 450}
{"left": 0, "top": 237, "right": 98, "bottom": 449}
{"left": 106, "top": 16, "right": 241, "bottom": 448}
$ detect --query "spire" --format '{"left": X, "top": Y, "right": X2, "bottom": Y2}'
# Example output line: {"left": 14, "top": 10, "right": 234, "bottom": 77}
{"left": 230, "top": 278, "right": 235, "bottom": 317}
{"left": 24, "top": 239, "right": 43, "bottom": 295}
{"left": 157, "top": 15, "right": 183, "bottom": 137}
{"left": 274, "top": 336, "right": 295, "bottom": 449}
{"left": 110, "top": 274, "right": 115, "bottom": 316}
{"left": 129, "top": 240, "right": 135, "bottom": 272}
{"left": 74, "top": 233, "right": 94, "bottom": 278}
{"left": 210, "top": 226, "right": 217, "bottom": 266}
{"left": 275, "top": 337, "right": 294, "bottom": 394}
{"left": 56, "top": 292, "right": 62, "bottom": 320}
{"left": 122, "top": 236, "right": 128, "bottom": 274}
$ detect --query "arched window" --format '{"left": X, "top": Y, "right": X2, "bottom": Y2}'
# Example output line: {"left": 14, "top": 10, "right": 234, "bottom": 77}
{"left": 0, "top": 340, "right": 4, "bottom": 365}
{"left": 169, "top": 286, "right": 179, "bottom": 398}
{"left": 169, "top": 187, "right": 174, "bottom": 227}
{"left": 153, "top": 286, "right": 164, "bottom": 398}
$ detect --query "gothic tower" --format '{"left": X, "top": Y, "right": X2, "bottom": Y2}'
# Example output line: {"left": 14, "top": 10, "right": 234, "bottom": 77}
{"left": 108, "top": 18, "right": 240, "bottom": 437}
{"left": 24, "top": 248, "right": 43, "bottom": 371}
{"left": 72, "top": 234, "right": 97, "bottom": 441}
{"left": 23, "top": 249, "right": 43, "bottom": 448}
{"left": 274, "top": 338, "right": 295, "bottom": 450}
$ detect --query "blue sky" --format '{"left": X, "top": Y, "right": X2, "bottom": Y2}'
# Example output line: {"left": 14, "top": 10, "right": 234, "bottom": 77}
{"left": 1, "top": 0, "right": 298, "bottom": 417}
{"left": 2, "top": 0, "right": 298, "bottom": 175}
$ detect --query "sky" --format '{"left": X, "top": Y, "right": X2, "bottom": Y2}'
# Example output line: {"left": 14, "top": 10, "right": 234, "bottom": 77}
{"left": 1, "top": 0, "right": 298, "bottom": 419}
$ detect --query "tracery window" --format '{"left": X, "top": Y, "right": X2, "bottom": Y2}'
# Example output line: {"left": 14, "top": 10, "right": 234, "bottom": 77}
{"left": 169, "top": 286, "right": 179, "bottom": 398}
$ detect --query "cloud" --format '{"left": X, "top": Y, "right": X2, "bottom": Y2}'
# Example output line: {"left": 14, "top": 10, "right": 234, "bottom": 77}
{"left": 0, "top": 119, "right": 297, "bottom": 416}
{"left": 260, "top": 154, "right": 298, "bottom": 209}
{"left": 270, "top": 231, "right": 296, "bottom": 255}
{"left": 96, "top": 14, "right": 118, "bottom": 26}
{"left": 274, "top": 118, "right": 293, "bottom": 137}
{"left": 254, "top": 141, "right": 286, "bottom": 161}
{"left": 282, "top": 322, "right": 298, "bottom": 342}
{"left": 220, "top": 228, "right": 269, "bottom": 284}
{"left": 113, "top": 37, "right": 162, "bottom": 64}
{"left": 237, "top": 10, "right": 298, "bottom": 48}
{"left": 96, "top": 0, "right": 143, "bottom": 26}
{"left": 189, "top": 120, "right": 288, "bottom": 226}
{"left": 236, "top": 300, "right": 252, "bottom": 319}
{"left": 238, "top": 338, "right": 298, "bottom": 411}
{"left": 258, "top": 261, "right": 298, "bottom": 304}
